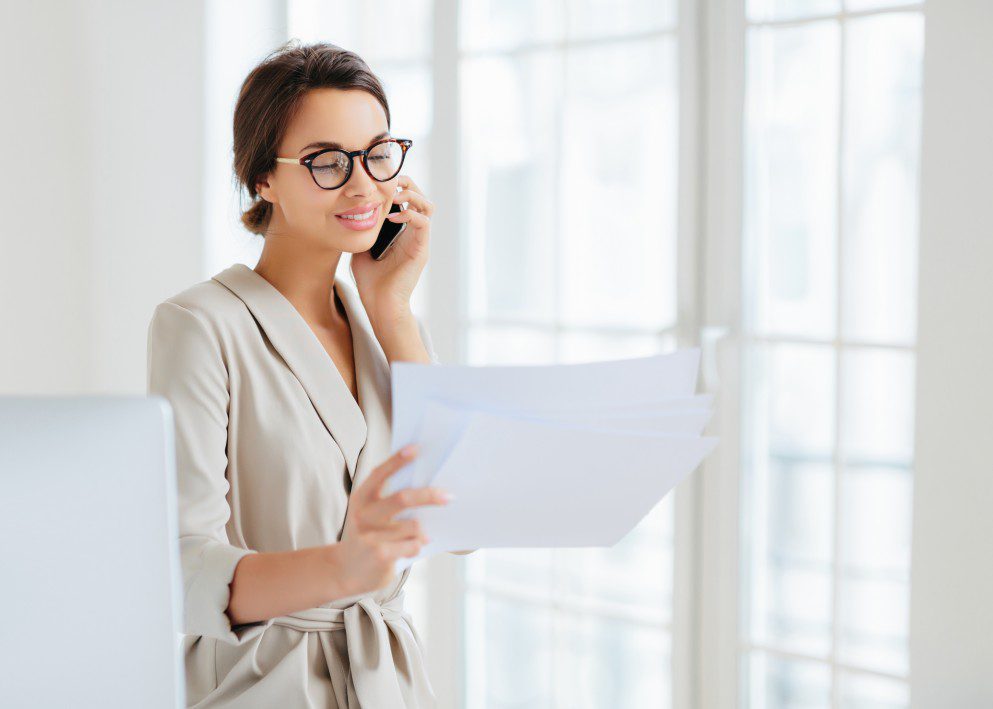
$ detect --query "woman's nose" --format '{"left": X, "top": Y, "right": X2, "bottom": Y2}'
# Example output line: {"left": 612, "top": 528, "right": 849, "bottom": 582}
{"left": 344, "top": 158, "right": 380, "bottom": 190}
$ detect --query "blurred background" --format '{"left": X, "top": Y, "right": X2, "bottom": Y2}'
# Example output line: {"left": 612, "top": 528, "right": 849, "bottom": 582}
{"left": 1, "top": 1, "right": 990, "bottom": 707}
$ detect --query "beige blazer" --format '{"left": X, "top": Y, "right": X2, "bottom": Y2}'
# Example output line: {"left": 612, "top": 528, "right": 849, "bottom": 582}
{"left": 146, "top": 262, "right": 439, "bottom": 708}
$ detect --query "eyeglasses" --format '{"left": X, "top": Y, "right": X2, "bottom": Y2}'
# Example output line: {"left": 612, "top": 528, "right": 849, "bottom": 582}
{"left": 275, "top": 138, "right": 413, "bottom": 190}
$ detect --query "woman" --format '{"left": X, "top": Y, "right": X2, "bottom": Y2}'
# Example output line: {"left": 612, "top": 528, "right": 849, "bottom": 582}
{"left": 146, "top": 40, "right": 466, "bottom": 708}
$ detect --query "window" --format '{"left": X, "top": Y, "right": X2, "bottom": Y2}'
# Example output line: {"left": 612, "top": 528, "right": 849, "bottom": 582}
{"left": 738, "top": 2, "right": 924, "bottom": 706}
{"left": 457, "top": 1, "right": 686, "bottom": 707}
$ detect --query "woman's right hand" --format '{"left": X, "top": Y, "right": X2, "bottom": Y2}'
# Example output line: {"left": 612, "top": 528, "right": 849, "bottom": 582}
{"left": 336, "top": 444, "right": 453, "bottom": 596}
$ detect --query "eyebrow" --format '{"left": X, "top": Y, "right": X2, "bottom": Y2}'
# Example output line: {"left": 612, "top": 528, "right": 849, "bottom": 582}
{"left": 298, "top": 131, "right": 390, "bottom": 154}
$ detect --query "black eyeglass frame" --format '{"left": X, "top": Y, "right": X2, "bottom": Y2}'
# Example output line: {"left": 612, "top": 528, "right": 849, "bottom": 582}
{"left": 275, "top": 138, "right": 413, "bottom": 190}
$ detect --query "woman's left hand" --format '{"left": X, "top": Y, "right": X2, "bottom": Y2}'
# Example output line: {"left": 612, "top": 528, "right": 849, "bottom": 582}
{"left": 350, "top": 174, "right": 433, "bottom": 325}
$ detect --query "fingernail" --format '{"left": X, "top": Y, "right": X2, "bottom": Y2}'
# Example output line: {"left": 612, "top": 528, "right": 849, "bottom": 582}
{"left": 401, "top": 444, "right": 419, "bottom": 458}
{"left": 440, "top": 491, "right": 455, "bottom": 502}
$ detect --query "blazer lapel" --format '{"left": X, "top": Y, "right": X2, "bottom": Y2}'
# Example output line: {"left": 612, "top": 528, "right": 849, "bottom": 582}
{"left": 212, "top": 263, "right": 370, "bottom": 480}
{"left": 334, "top": 276, "right": 394, "bottom": 492}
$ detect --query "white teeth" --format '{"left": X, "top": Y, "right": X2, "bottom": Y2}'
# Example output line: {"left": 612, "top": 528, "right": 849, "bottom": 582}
{"left": 339, "top": 208, "right": 375, "bottom": 220}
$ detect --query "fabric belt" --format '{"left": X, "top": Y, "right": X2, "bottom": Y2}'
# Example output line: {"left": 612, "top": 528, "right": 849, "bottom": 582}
{"left": 268, "top": 592, "right": 435, "bottom": 708}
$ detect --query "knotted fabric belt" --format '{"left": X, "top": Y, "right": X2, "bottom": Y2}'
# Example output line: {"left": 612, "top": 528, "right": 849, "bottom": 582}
{"left": 267, "top": 592, "right": 435, "bottom": 708}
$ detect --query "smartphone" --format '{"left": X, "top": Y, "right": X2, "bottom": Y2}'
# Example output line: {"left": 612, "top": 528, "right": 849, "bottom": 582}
{"left": 370, "top": 201, "right": 408, "bottom": 260}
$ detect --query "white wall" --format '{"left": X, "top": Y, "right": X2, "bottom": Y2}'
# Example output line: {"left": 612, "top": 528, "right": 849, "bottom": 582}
{"left": 1, "top": 1, "right": 93, "bottom": 393}
{"left": 0, "top": 0, "right": 207, "bottom": 395}
{"left": 911, "top": 0, "right": 993, "bottom": 705}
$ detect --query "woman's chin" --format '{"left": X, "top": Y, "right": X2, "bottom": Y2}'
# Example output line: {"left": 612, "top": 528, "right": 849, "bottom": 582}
{"left": 330, "top": 228, "right": 379, "bottom": 254}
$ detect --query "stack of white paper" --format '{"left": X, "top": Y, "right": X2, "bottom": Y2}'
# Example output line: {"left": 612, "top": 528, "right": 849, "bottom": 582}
{"left": 385, "top": 347, "right": 718, "bottom": 573}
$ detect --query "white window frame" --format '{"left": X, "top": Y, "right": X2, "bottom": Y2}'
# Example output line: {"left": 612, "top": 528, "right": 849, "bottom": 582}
{"left": 697, "top": 1, "right": 926, "bottom": 708}
{"left": 696, "top": 1, "right": 748, "bottom": 707}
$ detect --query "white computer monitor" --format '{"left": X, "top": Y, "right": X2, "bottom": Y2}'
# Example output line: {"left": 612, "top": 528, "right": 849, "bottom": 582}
{"left": 0, "top": 395, "right": 184, "bottom": 708}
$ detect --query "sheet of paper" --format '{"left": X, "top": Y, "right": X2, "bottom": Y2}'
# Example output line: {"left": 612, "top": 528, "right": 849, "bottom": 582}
{"left": 407, "top": 393, "right": 716, "bottom": 420}
{"left": 517, "top": 406, "right": 714, "bottom": 433}
{"left": 479, "top": 393, "right": 717, "bottom": 418}
{"left": 387, "top": 399, "right": 715, "bottom": 496}
{"left": 392, "top": 407, "right": 718, "bottom": 573}
{"left": 387, "top": 400, "right": 471, "bottom": 495}
{"left": 383, "top": 347, "right": 719, "bottom": 574}
{"left": 389, "top": 348, "right": 703, "bottom": 452}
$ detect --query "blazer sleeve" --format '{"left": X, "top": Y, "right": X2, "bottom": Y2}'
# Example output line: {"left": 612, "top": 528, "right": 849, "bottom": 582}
{"left": 147, "top": 300, "right": 268, "bottom": 646}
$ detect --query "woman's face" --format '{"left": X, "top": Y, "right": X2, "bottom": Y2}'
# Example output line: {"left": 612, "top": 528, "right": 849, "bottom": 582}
{"left": 258, "top": 87, "right": 398, "bottom": 252}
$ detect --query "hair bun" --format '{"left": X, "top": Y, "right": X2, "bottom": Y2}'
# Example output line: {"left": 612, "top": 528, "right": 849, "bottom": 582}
{"left": 240, "top": 198, "right": 272, "bottom": 236}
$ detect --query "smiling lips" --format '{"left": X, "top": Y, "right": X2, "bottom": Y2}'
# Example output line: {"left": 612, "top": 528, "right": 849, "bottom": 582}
{"left": 335, "top": 201, "right": 379, "bottom": 217}
{"left": 334, "top": 202, "right": 380, "bottom": 230}
{"left": 337, "top": 207, "right": 376, "bottom": 221}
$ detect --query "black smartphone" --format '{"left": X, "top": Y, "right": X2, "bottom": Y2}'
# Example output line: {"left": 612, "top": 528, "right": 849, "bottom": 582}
{"left": 370, "top": 201, "right": 408, "bottom": 260}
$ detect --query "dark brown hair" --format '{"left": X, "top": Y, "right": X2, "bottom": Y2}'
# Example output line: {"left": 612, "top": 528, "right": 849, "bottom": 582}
{"left": 232, "top": 40, "right": 391, "bottom": 236}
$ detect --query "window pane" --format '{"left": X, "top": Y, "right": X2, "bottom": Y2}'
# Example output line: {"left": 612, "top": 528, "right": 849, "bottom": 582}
{"left": 379, "top": 64, "right": 433, "bottom": 140}
{"left": 750, "top": 343, "right": 837, "bottom": 459}
{"left": 557, "top": 495, "right": 674, "bottom": 620}
{"left": 840, "top": 348, "right": 915, "bottom": 465}
{"left": 744, "top": 22, "right": 839, "bottom": 338}
{"left": 465, "top": 593, "right": 553, "bottom": 709}
{"left": 567, "top": 0, "right": 677, "bottom": 40}
{"left": 746, "top": 458, "right": 834, "bottom": 656}
{"left": 838, "top": 575, "right": 909, "bottom": 675}
{"left": 744, "top": 344, "right": 836, "bottom": 655}
{"left": 747, "top": 0, "right": 840, "bottom": 24}
{"left": 842, "top": 13, "right": 924, "bottom": 345}
{"left": 557, "top": 330, "right": 673, "bottom": 363}
{"left": 460, "top": 0, "right": 564, "bottom": 52}
{"left": 838, "top": 671, "right": 909, "bottom": 709}
{"left": 466, "top": 325, "right": 556, "bottom": 364}
{"left": 845, "top": 0, "right": 922, "bottom": 11}
{"left": 841, "top": 465, "right": 912, "bottom": 576}
{"left": 287, "top": 0, "right": 431, "bottom": 60}
{"left": 466, "top": 547, "right": 556, "bottom": 598}
{"left": 839, "top": 465, "right": 912, "bottom": 675}
{"left": 555, "top": 614, "right": 671, "bottom": 708}
{"left": 559, "top": 37, "right": 679, "bottom": 330}
{"left": 462, "top": 52, "right": 561, "bottom": 323}
{"left": 745, "top": 651, "right": 832, "bottom": 709}
{"left": 741, "top": 5, "right": 923, "bottom": 703}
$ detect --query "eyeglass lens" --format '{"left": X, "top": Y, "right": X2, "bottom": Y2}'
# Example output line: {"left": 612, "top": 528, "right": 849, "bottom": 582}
{"left": 311, "top": 141, "right": 404, "bottom": 189}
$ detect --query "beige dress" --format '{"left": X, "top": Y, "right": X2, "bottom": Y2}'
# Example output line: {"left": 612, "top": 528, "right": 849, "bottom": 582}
{"left": 146, "top": 262, "right": 439, "bottom": 708}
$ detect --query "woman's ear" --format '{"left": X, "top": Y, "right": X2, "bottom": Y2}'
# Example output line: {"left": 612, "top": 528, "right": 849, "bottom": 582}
{"left": 256, "top": 174, "right": 275, "bottom": 204}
